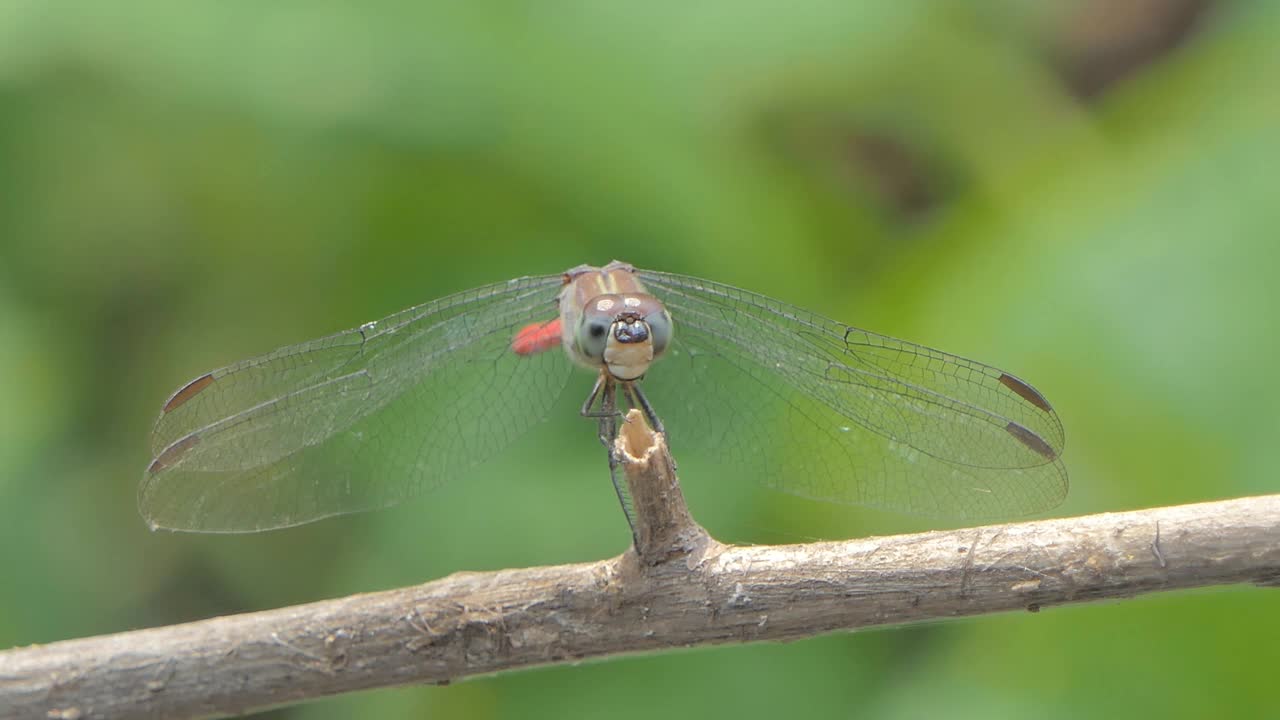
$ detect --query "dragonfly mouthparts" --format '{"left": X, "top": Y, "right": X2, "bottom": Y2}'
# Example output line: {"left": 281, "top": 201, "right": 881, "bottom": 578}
{"left": 613, "top": 317, "right": 650, "bottom": 344}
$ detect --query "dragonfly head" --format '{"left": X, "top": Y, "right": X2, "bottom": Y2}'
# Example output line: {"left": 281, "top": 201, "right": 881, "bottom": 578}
{"left": 574, "top": 293, "right": 672, "bottom": 381}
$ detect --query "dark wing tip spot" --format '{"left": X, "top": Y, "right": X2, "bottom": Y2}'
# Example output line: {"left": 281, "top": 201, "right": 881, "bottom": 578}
{"left": 999, "top": 373, "right": 1053, "bottom": 413}
{"left": 148, "top": 434, "right": 201, "bottom": 473}
{"left": 163, "top": 373, "right": 215, "bottom": 413}
{"left": 1005, "top": 421, "right": 1058, "bottom": 461}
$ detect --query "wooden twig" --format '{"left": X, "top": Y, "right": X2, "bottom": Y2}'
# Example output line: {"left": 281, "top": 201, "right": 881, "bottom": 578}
{"left": 614, "top": 410, "right": 710, "bottom": 566}
{"left": 3, "top": 414, "right": 1278, "bottom": 719}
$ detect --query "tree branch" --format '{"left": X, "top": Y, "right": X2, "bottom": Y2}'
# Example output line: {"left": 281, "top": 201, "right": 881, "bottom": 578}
{"left": 4, "top": 414, "right": 1278, "bottom": 719}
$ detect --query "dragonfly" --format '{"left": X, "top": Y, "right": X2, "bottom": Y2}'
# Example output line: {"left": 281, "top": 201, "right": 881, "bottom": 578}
{"left": 141, "top": 260, "right": 1067, "bottom": 533}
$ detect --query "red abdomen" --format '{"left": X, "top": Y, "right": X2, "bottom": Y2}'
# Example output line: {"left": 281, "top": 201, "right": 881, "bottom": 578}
{"left": 511, "top": 319, "right": 563, "bottom": 356}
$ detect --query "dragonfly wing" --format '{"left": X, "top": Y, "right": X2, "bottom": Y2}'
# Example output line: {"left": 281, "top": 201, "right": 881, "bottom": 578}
{"left": 636, "top": 270, "right": 1067, "bottom": 519}
{"left": 142, "top": 274, "right": 570, "bottom": 532}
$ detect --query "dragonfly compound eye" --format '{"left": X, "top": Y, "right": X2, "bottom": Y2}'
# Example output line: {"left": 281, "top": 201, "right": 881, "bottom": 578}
{"left": 644, "top": 307, "right": 672, "bottom": 356}
{"left": 575, "top": 300, "right": 618, "bottom": 362}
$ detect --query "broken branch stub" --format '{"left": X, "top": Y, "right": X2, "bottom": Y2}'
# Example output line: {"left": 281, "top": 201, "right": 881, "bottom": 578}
{"left": 613, "top": 409, "right": 711, "bottom": 565}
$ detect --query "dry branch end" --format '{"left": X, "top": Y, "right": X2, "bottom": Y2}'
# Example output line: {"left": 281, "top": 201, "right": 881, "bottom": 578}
{"left": 614, "top": 409, "right": 714, "bottom": 566}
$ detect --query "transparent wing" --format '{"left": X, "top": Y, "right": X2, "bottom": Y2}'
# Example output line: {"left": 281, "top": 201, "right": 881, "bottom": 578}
{"left": 141, "top": 274, "right": 571, "bottom": 532}
{"left": 636, "top": 270, "right": 1067, "bottom": 519}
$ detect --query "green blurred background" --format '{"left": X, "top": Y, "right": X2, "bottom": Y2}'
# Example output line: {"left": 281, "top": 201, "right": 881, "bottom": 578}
{"left": 2, "top": 1, "right": 1276, "bottom": 717}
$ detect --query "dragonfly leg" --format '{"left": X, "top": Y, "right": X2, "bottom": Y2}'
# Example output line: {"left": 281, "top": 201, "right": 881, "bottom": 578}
{"left": 580, "top": 373, "right": 639, "bottom": 544}
{"left": 580, "top": 373, "right": 605, "bottom": 418}
{"left": 581, "top": 374, "right": 622, "bottom": 446}
{"left": 622, "top": 382, "right": 665, "bottom": 435}
{"left": 597, "top": 376, "right": 618, "bottom": 449}
{"left": 580, "top": 374, "right": 625, "bottom": 421}
{"left": 599, "top": 379, "right": 639, "bottom": 543}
